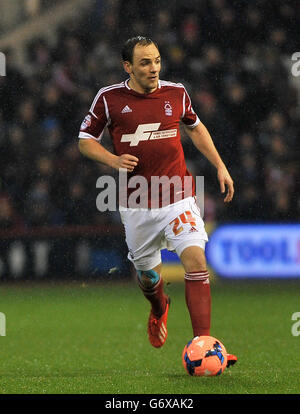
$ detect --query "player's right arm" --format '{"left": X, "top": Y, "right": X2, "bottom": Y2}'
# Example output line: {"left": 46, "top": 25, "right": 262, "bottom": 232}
{"left": 78, "top": 138, "right": 138, "bottom": 172}
{"left": 78, "top": 90, "right": 138, "bottom": 172}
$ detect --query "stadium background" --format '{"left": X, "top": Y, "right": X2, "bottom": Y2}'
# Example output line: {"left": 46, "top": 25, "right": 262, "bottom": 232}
{"left": 0, "top": 0, "right": 299, "bottom": 281}
{"left": 0, "top": 0, "right": 300, "bottom": 395}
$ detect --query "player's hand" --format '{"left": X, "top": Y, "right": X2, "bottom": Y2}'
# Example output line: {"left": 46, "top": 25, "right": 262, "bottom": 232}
{"left": 217, "top": 166, "right": 234, "bottom": 203}
{"left": 113, "top": 154, "right": 139, "bottom": 172}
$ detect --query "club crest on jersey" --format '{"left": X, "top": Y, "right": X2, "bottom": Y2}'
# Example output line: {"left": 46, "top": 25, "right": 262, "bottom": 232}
{"left": 81, "top": 114, "right": 92, "bottom": 130}
{"left": 164, "top": 101, "right": 172, "bottom": 116}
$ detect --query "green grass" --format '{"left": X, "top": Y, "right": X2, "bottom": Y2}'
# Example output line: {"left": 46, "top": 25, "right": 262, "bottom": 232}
{"left": 0, "top": 278, "right": 300, "bottom": 394}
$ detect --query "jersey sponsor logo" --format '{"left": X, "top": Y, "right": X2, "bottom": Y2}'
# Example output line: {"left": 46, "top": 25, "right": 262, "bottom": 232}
{"left": 80, "top": 114, "right": 92, "bottom": 130}
{"left": 120, "top": 123, "right": 177, "bottom": 146}
{"left": 121, "top": 105, "right": 132, "bottom": 113}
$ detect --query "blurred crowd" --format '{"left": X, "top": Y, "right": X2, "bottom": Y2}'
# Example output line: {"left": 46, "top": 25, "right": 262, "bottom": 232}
{"left": 0, "top": 0, "right": 299, "bottom": 231}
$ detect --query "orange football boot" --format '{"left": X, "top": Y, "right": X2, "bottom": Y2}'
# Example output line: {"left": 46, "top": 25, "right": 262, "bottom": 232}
{"left": 148, "top": 296, "right": 170, "bottom": 348}
{"left": 226, "top": 353, "right": 238, "bottom": 368}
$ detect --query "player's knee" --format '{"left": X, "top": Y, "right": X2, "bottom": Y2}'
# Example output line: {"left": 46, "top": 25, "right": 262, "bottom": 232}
{"left": 180, "top": 246, "right": 207, "bottom": 273}
{"left": 183, "top": 256, "right": 207, "bottom": 273}
{"left": 137, "top": 269, "right": 160, "bottom": 288}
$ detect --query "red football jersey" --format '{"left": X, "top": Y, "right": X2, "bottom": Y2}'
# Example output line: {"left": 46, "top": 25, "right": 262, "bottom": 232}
{"left": 79, "top": 79, "right": 200, "bottom": 208}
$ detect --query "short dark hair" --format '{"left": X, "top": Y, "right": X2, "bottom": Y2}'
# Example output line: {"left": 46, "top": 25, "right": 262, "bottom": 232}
{"left": 121, "top": 36, "right": 159, "bottom": 63}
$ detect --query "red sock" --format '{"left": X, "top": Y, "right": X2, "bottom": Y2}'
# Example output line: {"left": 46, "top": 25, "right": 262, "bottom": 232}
{"left": 138, "top": 276, "right": 167, "bottom": 317}
{"left": 185, "top": 270, "right": 211, "bottom": 337}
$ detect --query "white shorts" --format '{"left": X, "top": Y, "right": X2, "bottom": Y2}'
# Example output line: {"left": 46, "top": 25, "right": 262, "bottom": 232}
{"left": 119, "top": 196, "right": 208, "bottom": 271}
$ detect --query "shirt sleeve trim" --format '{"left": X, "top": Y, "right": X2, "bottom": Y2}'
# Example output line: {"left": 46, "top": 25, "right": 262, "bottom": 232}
{"left": 78, "top": 132, "right": 99, "bottom": 140}
{"left": 184, "top": 116, "right": 200, "bottom": 129}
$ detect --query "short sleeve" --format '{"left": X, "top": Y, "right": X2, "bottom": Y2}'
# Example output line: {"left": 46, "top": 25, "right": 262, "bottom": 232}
{"left": 78, "top": 93, "right": 108, "bottom": 142}
{"left": 181, "top": 87, "right": 200, "bottom": 129}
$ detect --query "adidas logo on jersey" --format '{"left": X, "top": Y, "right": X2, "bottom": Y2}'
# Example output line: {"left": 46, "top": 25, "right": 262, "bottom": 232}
{"left": 189, "top": 226, "right": 198, "bottom": 233}
{"left": 121, "top": 105, "right": 132, "bottom": 113}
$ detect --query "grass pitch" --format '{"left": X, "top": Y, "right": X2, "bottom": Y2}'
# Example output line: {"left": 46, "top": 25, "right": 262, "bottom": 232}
{"left": 0, "top": 278, "right": 300, "bottom": 394}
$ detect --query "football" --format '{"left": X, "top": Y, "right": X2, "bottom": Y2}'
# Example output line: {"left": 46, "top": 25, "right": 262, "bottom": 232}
{"left": 182, "top": 335, "right": 227, "bottom": 377}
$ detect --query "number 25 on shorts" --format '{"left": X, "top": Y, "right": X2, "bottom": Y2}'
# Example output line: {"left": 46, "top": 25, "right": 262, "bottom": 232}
{"left": 170, "top": 211, "right": 196, "bottom": 236}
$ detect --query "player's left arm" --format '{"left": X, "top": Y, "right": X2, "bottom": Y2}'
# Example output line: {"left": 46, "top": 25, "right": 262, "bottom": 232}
{"left": 184, "top": 121, "right": 234, "bottom": 203}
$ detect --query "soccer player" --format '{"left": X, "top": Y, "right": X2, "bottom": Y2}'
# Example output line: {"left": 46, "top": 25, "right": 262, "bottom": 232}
{"left": 78, "top": 36, "right": 237, "bottom": 366}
